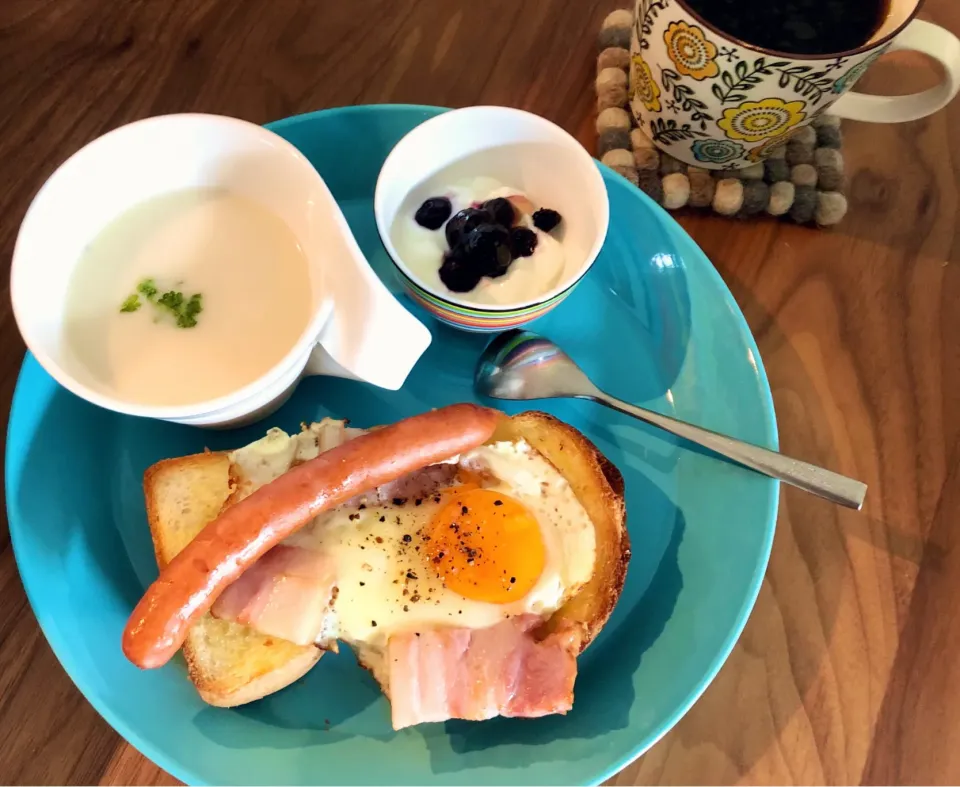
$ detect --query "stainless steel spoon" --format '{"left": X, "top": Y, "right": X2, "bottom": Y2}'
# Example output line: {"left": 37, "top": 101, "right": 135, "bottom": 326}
{"left": 474, "top": 329, "right": 867, "bottom": 510}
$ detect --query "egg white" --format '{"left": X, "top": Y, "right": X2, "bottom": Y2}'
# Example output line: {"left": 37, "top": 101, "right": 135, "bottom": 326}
{"left": 230, "top": 423, "right": 597, "bottom": 653}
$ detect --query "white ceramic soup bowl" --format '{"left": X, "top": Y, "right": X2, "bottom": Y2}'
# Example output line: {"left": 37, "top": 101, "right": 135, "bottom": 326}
{"left": 11, "top": 113, "right": 431, "bottom": 427}
{"left": 374, "top": 106, "right": 610, "bottom": 332}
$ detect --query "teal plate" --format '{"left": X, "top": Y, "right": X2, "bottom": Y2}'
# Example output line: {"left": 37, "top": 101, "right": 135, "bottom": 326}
{"left": 6, "top": 105, "right": 778, "bottom": 785}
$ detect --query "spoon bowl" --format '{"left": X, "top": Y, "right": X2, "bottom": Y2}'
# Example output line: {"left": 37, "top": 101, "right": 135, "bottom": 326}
{"left": 474, "top": 329, "right": 599, "bottom": 400}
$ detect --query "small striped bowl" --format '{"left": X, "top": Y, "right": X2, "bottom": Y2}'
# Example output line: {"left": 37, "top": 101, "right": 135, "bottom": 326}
{"left": 390, "top": 261, "right": 585, "bottom": 332}
{"left": 374, "top": 106, "right": 609, "bottom": 333}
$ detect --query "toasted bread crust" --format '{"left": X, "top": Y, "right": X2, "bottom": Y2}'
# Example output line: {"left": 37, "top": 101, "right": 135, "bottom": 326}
{"left": 183, "top": 620, "right": 321, "bottom": 708}
{"left": 494, "top": 412, "right": 630, "bottom": 651}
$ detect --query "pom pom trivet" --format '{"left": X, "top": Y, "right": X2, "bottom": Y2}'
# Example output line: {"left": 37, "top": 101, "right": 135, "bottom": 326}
{"left": 592, "top": 10, "right": 849, "bottom": 227}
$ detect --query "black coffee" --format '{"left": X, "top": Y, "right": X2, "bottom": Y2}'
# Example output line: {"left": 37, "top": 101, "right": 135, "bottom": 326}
{"left": 683, "top": 0, "right": 889, "bottom": 56}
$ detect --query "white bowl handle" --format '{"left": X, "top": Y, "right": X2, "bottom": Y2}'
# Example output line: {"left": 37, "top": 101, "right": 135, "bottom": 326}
{"left": 305, "top": 242, "right": 432, "bottom": 391}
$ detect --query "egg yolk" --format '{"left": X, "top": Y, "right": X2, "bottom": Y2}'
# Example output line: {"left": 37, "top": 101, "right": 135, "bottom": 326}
{"left": 426, "top": 488, "right": 545, "bottom": 604}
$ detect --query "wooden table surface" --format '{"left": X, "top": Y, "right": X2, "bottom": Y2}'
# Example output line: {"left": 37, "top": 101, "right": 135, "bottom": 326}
{"left": 0, "top": 0, "right": 957, "bottom": 784}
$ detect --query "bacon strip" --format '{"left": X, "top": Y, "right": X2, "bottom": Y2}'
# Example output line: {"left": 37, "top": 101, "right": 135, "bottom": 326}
{"left": 211, "top": 545, "right": 336, "bottom": 646}
{"left": 385, "top": 616, "right": 579, "bottom": 729}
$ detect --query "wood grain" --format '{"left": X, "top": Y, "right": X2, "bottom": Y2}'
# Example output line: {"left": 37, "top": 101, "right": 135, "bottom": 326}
{"left": 0, "top": 0, "right": 957, "bottom": 784}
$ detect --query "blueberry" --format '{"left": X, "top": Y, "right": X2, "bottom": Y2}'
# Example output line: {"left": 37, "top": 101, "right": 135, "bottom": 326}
{"left": 462, "top": 224, "right": 513, "bottom": 277}
{"left": 532, "top": 208, "right": 563, "bottom": 233}
{"left": 445, "top": 207, "right": 492, "bottom": 248}
{"left": 439, "top": 250, "right": 482, "bottom": 292}
{"left": 414, "top": 197, "right": 452, "bottom": 230}
{"left": 481, "top": 197, "right": 516, "bottom": 228}
{"left": 509, "top": 227, "right": 538, "bottom": 258}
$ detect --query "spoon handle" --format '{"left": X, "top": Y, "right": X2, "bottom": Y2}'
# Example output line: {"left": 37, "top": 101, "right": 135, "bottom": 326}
{"left": 591, "top": 392, "right": 867, "bottom": 510}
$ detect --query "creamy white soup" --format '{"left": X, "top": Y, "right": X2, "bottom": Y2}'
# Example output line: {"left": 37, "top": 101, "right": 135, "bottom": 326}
{"left": 62, "top": 187, "right": 313, "bottom": 407}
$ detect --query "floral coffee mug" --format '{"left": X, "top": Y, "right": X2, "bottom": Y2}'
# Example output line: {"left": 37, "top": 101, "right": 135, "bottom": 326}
{"left": 629, "top": 0, "right": 960, "bottom": 169}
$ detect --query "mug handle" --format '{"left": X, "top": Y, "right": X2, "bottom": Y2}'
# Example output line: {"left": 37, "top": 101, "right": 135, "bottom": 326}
{"left": 829, "top": 19, "right": 960, "bottom": 122}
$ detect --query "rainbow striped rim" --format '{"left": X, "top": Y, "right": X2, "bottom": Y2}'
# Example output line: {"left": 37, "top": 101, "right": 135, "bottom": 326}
{"left": 391, "top": 262, "right": 579, "bottom": 331}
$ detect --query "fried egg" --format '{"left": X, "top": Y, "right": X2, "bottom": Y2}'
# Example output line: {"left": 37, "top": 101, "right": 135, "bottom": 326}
{"left": 227, "top": 420, "right": 597, "bottom": 653}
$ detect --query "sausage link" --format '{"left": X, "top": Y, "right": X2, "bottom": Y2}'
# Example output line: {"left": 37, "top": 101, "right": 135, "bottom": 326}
{"left": 123, "top": 403, "right": 500, "bottom": 669}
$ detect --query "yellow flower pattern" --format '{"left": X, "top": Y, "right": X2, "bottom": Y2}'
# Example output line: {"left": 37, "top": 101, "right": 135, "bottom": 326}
{"left": 663, "top": 22, "right": 719, "bottom": 81}
{"left": 631, "top": 54, "right": 662, "bottom": 113}
{"left": 718, "top": 98, "right": 807, "bottom": 143}
{"left": 746, "top": 128, "right": 799, "bottom": 162}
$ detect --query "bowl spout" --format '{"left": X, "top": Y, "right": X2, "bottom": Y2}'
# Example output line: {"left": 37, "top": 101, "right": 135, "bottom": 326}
{"left": 307, "top": 208, "right": 431, "bottom": 390}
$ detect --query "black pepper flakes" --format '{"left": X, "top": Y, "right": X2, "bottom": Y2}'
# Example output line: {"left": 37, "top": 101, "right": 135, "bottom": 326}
{"left": 348, "top": 513, "right": 360, "bottom": 521}
{"left": 359, "top": 581, "right": 365, "bottom": 587}
{"left": 392, "top": 497, "right": 407, "bottom": 506}
{"left": 415, "top": 498, "right": 422, "bottom": 506}
{"left": 371, "top": 620, "right": 377, "bottom": 627}
{"left": 406, "top": 570, "right": 418, "bottom": 580}
{"left": 358, "top": 503, "right": 366, "bottom": 510}
{"left": 411, "top": 593, "right": 421, "bottom": 603}
{"left": 379, "top": 515, "right": 386, "bottom": 523}
{"left": 403, "top": 605, "right": 409, "bottom": 612}
{"left": 461, "top": 505, "right": 469, "bottom": 515}
{"left": 494, "top": 500, "right": 503, "bottom": 506}
{"left": 402, "top": 534, "right": 412, "bottom": 543}
{"left": 510, "top": 577, "right": 516, "bottom": 584}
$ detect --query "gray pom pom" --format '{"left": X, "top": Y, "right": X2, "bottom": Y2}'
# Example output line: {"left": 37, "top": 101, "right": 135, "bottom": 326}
{"left": 789, "top": 185, "right": 817, "bottom": 223}
{"left": 740, "top": 180, "right": 770, "bottom": 216}
{"left": 688, "top": 171, "right": 715, "bottom": 208}
{"left": 598, "top": 129, "right": 631, "bottom": 157}
{"left": 637, "top": 171, "right": 664, "bottom": 204}
{"left": 598, "top": 26, "right": 631, "bottom": 51}
{"left": 785, "top": 138, "right": 815, "bottom": 166}
{"left": 764, "top": 158, "right": 790, "bottom": 183}
{"left": 815, "top": 148, "right": 845, "bottom": 191}
{"left": 815, "top": 124, "right": 842, "bottom": 149}
{"left": 659, "top": 155, "right": 686, "bottom": 176}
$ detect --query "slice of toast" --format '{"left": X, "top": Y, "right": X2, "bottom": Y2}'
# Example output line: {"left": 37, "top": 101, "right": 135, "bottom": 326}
{"left": 143, "top": 452, "right": 322, "bottom": 707}
{"left": 141, "top": 411, "right": 628, "bottom": 709}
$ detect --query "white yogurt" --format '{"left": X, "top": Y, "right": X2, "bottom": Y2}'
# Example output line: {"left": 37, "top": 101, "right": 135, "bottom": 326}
{"left": 392, "top": 177, "right": 566, "bottom": 306}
